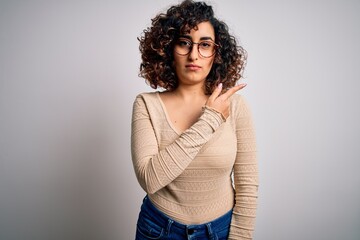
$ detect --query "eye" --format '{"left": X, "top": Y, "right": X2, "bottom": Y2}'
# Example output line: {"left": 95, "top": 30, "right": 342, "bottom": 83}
{"left": 177, "top": 39, "right": 192, "bottom": 47}
{"left": 199, "top": 41, "right": 213, "bottom": 48}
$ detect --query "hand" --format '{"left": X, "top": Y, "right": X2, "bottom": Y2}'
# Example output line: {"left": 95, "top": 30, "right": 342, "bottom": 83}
{"left": 206, "top": 83, "right": 247, "bottom": 119}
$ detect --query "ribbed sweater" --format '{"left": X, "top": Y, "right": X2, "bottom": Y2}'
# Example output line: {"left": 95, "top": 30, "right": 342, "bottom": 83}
{"left": 131, "top": 92, "right": 258, "bottom": 239}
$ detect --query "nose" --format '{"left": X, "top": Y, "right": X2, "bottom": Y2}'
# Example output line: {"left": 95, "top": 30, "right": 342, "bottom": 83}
{"left": 188, "top": 44, "right": 199, "bottom": 61}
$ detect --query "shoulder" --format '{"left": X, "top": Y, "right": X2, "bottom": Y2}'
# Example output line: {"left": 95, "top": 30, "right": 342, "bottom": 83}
{"left": 229, "top": 94, "right": 253, "bottom": 119}
{"left": 230, "top": 93, "right": 246, "bottom": 104}
{"left": 134, "top": 91, "right": 159, "bottom": 100}
{"left": 132, "top": 91, "right": 164, "bottom": 118}
{"left": 133, "top": 91, "right": 159, "bottom": 106}
{"left": 230, "top": 93, "right": 249, "bottom": 109}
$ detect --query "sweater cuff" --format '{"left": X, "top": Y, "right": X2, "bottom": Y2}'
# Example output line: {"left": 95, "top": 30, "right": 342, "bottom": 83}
{"left": 201, "top": 106, "right": 226, "bottom": 131}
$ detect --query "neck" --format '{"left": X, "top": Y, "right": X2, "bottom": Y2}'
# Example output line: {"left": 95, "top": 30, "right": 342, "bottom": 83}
{"left": 173, "top": 84, "right": 207, "bottom": 102}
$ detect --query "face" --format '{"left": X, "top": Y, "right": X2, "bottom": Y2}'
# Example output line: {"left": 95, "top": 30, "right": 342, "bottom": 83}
{"left": 173, "top": 21, "right": 216, "bottom": 88}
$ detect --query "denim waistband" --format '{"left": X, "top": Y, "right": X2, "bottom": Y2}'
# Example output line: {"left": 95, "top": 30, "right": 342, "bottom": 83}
{"left": 141, "top": 196, "right": 232, "bottom": 233}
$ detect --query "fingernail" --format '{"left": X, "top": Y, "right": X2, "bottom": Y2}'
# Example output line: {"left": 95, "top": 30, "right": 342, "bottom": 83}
{"left": 218, "top": 83, "right": 223, "bottom": 89}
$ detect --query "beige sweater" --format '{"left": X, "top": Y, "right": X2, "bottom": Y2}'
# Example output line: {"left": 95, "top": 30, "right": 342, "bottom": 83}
{"left": 131, "top": 92, "right": 258, "bottom": 239}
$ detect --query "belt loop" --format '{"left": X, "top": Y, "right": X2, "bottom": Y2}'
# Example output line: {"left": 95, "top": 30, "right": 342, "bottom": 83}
{"left": 206, "top": 223, "right": 216, "bottom": 240}
{"left": 166, "top": 219, "right": 173, "bottom": 236}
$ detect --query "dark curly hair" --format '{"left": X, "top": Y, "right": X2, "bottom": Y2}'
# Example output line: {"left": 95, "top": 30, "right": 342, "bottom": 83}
{"left": 138, "top": 0, "right": 247, "bottom": 95}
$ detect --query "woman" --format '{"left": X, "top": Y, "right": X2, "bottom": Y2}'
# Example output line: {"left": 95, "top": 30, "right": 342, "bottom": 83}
{"left": 131, "top": 0, "right": 258, "bottom": 239}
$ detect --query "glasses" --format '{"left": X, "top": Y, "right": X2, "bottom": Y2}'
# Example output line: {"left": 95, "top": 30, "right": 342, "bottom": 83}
{"left": 174, "top": 38, "right": 219, "bottom": 58}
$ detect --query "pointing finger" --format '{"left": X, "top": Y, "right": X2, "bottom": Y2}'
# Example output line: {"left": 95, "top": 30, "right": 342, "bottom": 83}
{"left": 208, "top": 83, "right": 223, "bottom": 102}
{"left": 221, "top": 83, "right": 247, "bottom": 99}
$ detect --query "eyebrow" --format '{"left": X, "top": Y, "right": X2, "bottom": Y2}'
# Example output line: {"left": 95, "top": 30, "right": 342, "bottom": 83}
{"left": 179, "top": 35, "right": 214, "bottom": 41}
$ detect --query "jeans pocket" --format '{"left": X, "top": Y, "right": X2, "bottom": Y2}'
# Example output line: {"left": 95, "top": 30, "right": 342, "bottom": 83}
{"left": 136, "top": 212, "right": 164, "bottom": 239}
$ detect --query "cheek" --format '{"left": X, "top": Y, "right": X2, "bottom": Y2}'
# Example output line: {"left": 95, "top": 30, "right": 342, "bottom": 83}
{"left": 173, "top": 60, "right": 180, "bottom": 73}
{"left": 172, "top": 55, "right": 181, "bottom": 68}
{"left": 205, "top": 58, "right": 215, "bottom": 70}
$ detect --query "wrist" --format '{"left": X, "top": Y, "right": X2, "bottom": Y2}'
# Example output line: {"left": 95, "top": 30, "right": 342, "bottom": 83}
{"left": 202, "top": 105, "right": 227, "bottom": 122}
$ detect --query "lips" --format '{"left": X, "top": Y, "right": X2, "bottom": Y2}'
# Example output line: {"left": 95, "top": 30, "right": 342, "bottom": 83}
{"left": 185, "top": 64, "right": 201, "bottom": 70}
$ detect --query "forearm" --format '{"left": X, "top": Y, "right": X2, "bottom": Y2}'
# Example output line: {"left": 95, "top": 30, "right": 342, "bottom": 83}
{"left": 131, "top": 100, "right": 225, "bottom": 194}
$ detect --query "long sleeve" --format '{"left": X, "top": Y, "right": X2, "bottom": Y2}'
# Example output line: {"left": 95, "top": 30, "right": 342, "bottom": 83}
{"left": 228, "top": 96, "right": 258, "bottom": 240}
{"left": 131, "top": 94, "right": 225, "bottom": 194}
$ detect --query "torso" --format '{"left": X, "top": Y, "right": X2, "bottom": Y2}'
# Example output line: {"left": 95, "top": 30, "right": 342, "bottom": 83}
{"left": 136, "top": 92, "right": 243, "bottom": 224}
{"left": 158, "top": 91, "right": 209, "bottom": 134}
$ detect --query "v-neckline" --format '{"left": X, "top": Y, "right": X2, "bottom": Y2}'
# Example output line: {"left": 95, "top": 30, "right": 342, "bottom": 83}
{"left": 156, "top": 92, "right": 182, "bottom": 135}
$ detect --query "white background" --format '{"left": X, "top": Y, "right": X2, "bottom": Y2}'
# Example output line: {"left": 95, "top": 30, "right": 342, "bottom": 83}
{"left": 0, "top": 0, "right": 359, "bottom": 239}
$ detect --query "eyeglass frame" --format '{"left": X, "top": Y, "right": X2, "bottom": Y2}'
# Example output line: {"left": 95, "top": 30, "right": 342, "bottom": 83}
{"left": 174, "top": 38, "right": 220, "bottom": 58}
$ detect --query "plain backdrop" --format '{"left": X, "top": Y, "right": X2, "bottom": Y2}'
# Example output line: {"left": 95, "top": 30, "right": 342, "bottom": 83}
{"left": 0, "top": 0, "right": 359, "bottom": 239}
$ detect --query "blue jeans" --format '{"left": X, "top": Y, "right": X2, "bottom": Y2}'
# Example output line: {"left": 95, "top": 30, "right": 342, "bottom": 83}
{"left": 135, "top": 196, "right": 232, "bottom": 240}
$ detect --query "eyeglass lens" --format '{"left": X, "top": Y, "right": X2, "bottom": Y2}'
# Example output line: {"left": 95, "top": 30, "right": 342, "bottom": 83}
{"left": 175, "top": 39, "right": 216, "bottom": 58}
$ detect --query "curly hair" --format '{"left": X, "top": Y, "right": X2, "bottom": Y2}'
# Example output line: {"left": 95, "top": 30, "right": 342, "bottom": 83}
{"left": 138, "top": 0, "right": 247, "bottom": 95}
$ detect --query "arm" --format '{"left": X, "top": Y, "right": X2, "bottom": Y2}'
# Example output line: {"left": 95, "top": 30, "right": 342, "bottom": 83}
{"left": 131, "top": 94, "right": 225, "bottom": 194}
{"left": 228, "top": 96, "right": 259, "bottom": 240}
